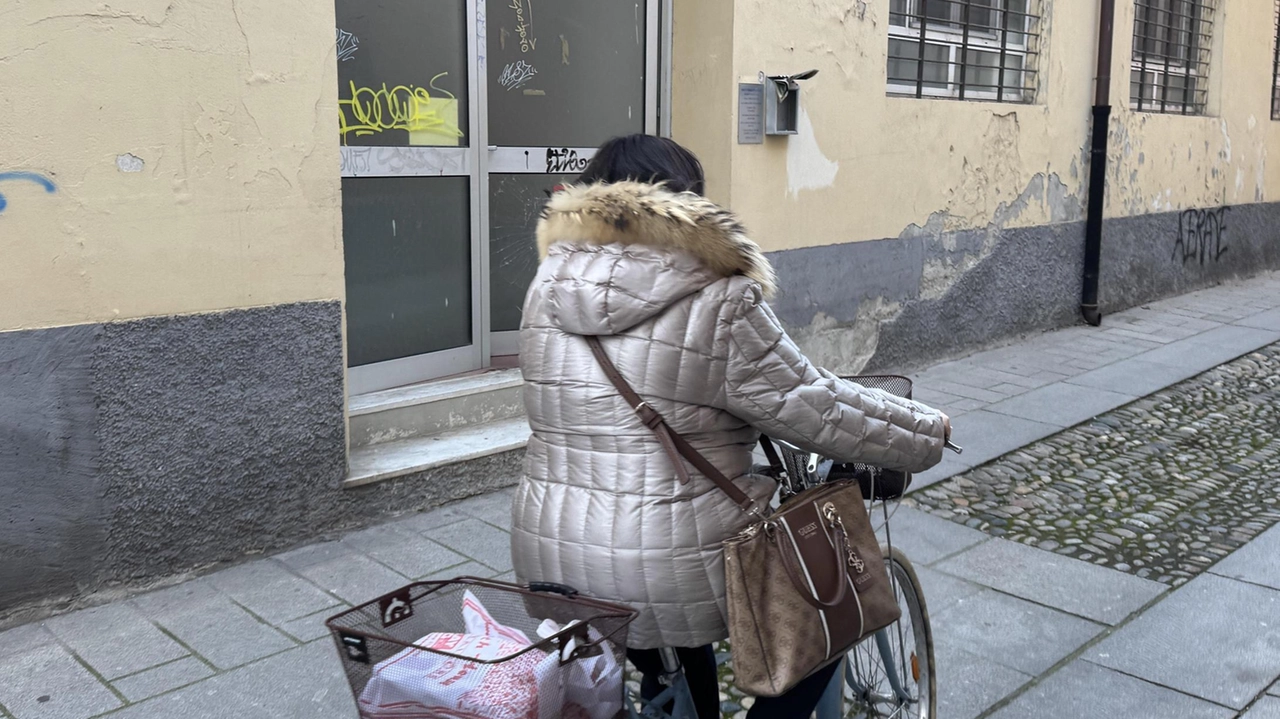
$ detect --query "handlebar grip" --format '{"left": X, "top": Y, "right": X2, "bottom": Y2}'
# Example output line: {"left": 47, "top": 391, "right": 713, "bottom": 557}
{"left": 528, "top": 582, "right": 580, "bottom": 597}
{"left": 945, "top": 439, "right": 963, "bottom": 455}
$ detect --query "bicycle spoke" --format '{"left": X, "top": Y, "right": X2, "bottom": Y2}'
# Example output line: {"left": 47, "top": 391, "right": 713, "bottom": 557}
{"left": 844, "top": 553, "right": 932, "bottom": 719}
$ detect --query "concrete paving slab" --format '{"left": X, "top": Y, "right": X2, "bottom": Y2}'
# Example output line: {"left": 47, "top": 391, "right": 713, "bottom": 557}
{"left": 290, "top": 551, "right": 409, "bottom": 606}
{"left": 274, "top": 540, "right": 359, "bottom": 571}
{"left": 453, "top": 487, "right": 516, "bottom": 528}
{"left": 0, "top": 642, "right": 121, "bottom": 719}
{"left": 1210, "top": 524, "right": 1280, "bottom": 592}
{"left": 280, "top": 607, "right": 345, "bottom": 643}
{"left": 910, "top": 450, "right": 975, "bottom": 490}
{"left": 985, "top": 382, "right": 1136, "bottom": 429}
{"left": 934, "top": 643, "right": 1031, "bottom": 719}
{"left": 1237, "top": 307, "right": 1280, "bottom": 332}
{"left": 910, "top": 564, "right": 985, "bottom": 617}
{"left": 926, "top": 379, "right": 1011, "bottom": 404}
{"left": 131, "top": 581, "right": 296, "bottom": 670}
{"left": 391, "top": 503, "right": 474, "bottom": 534}
{"left": 341, "top": 522, "right": 468, "bottom": 579}
{"left": 934, "top": 538, "right": 1166, "bottom": 624}
{"left": 1101, "top": 325, "right": 1194, "bottom": 345}
{"left": 874, "top": 505, "right": 989, "bottom": 566}
{"left": 1182, "top": 324, "right": 1280, "bottom": 348}
{"left": 424, "top": 517, "right": 514, "bottom": 573}
{"left": 208, "top": 558, "right": 342, "bottom": 625}
{"left": 0, "top": 622, "right": 56, "bottom": 661}
{"left": 1089, "top": 573, "right": 1280, "bottom": 709}
{"left": 44, "top": 602, "right": 188, "bottom": 680}
{"left": 1137, "top": 326, "right": 1280, "bottom": 370}
{"left": 1271, "top": 678, "right": 1280, "bottom": 696}
{"left": 924, "top": 409, "right": 1059, "bottom": 469}
{"left": 110, "top": 657, "right": 213, "bottom": 703}
{"left": 911, "top": 386, "right": 968, "bottom": 411}
{"left": 1064, "top": 357, "right": 1205, "bottom": 397}
{"left": 987, "top": 660, "right": 1234, "bottom": 719}
{"left": 106, "top": 641, "right": 354, "bottom": 719}
{"left": 1243, "top": 697, "right": 1280, "bottom": 719}
{"left": 930, "top": 588, "right": 1104, "bottom": 675}
{"left": 424, "top": 560, "right": 500, "bottom": 581}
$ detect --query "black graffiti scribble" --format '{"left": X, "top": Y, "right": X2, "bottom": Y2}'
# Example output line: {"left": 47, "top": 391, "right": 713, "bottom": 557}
{"left": 1172, "top": 206, "right": 1230, "bottom": 265}
{"left": 546, "top": 148, "right": 589, "bottom": 173}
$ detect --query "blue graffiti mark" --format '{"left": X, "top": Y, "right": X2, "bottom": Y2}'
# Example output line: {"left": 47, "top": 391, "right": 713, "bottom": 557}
{"left": 0, "top": 172, "right": 57, "bottom": 213}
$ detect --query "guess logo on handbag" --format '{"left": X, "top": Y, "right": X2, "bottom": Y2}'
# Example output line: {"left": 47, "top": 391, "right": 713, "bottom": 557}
{"left": 797, "top": 521, "right": 820, "bottom": 539}
{"left": 848, "top": 548, "right": 866, "bottom": 575}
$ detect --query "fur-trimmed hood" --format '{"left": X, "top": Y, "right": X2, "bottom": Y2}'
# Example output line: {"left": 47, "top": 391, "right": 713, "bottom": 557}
{"left": 535, "top": 182, "right": 777, "bottom": 296}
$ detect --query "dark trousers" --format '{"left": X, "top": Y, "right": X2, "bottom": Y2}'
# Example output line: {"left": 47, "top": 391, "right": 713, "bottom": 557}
{"left": 627, "top": 645, "right": 842, "bottom": 719}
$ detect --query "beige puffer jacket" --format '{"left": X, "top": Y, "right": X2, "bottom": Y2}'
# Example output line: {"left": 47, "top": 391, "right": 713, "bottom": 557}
{"left": 511, "top": 182, "right": 947, "bottom": 649}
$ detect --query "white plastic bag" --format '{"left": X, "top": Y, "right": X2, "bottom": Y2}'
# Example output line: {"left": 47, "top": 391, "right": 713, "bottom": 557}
{"left": 357, "top": 590, "right": 563, "bottom": 719}
{"left": 536, "top": 619, "right": 623, "bottom": 719}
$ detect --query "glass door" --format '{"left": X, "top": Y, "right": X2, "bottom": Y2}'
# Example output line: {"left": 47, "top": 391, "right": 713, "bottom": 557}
{"left": 483, "top": 0, "right": 658, "bottom": 355}
{"left": 337, "top": 0, "right": 658, "bottom": 391}
{"left": 338, "top": 0, "right": 484, "bottom": 395}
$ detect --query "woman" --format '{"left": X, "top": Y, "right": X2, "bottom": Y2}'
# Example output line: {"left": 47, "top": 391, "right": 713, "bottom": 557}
{"left": 511, "top": 135, "right": 949, "bottom": 718}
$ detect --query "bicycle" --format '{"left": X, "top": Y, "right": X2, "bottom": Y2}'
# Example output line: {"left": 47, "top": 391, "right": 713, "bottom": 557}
{"left": 628, "top": 375, "right": 960, "bottom": 719}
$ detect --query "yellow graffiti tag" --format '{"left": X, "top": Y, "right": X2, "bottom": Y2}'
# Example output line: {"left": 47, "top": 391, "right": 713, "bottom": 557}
{"left": 338, "top": 73, "right": 463, "bottom": 146}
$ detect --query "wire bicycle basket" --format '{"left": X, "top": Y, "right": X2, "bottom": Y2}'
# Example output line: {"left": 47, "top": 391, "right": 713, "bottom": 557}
{"left": 326, "top": 577, "right": 638, "bottom": 719}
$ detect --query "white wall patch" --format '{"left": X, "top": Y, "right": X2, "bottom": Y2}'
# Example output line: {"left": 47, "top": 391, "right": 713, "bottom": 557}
{"left": 786, "top": 106, "right": 839, "bottom": 199}
{"left": 116, "top": 153, "right": 145, "bottom": 173}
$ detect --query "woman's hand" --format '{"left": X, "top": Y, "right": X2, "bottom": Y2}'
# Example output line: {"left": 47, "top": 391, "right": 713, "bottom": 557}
{"left": 941, "top": 413, "right": 952, "bottom": 442}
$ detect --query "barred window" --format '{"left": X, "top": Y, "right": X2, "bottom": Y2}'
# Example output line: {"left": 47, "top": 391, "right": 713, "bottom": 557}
{"left": 1130, "top": 0, "right": 1214, "bottom": 115}
{"left": 887, "top": 0, "right": 1041, "bottom": 102}
{"left": 1272, "top": 0, "right": 1280, "bottom": 120}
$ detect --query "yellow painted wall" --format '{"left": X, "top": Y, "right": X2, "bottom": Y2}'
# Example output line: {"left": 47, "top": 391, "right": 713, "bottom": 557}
{"left": 672, "top": 0, "right": 1277, "bottom": 253}
{"left": 0, "top": 0, "right": 343, "bottom": 332}
{"left": 671, "top": 0, "right": 737, "bottom": 204}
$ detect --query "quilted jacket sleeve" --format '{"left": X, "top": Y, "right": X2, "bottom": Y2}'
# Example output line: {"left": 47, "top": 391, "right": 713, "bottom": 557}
{"left": 720, "top": 285, "right": 947, "bottom": 473}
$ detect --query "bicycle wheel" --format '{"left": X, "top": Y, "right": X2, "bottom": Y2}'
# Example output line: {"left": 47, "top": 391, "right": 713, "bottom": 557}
{"left": 844, "top": 546, "right": 936, "bottom": 719}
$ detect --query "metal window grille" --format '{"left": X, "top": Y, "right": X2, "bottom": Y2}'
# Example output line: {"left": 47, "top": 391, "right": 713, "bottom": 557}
{"left": 1129, "top": 0, "right": 1214, "bottom": 115}
{"left": 887, "top": 0, "right": 1041, "bottom": 103}
{"left": 1272, "top": 0, "right": 1280, "bottom": 120}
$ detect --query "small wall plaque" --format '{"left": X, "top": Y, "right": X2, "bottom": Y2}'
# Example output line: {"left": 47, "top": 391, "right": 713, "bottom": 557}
{"left": 737, "top": 82, "right": 764, "bottom": 145}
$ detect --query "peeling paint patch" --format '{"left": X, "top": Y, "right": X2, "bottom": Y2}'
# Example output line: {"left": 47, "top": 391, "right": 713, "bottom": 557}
{"left": 786, "top": 106, "right": 839, "bottom": 198}
{"left": 789, "top": 297, "right": 902, "bottom": 375}
{"left": 116, "top": 154, "right": 145, "bottom": 173}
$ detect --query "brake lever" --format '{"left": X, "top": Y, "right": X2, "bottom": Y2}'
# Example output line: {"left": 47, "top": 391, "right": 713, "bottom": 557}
{"left": 945, "top": 439, "right": 963, "bottom": 455}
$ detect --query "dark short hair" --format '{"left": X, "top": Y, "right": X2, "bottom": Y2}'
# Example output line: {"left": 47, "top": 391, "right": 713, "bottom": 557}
{"left": 577, "top": 134, "right": 706, "bottom": 195}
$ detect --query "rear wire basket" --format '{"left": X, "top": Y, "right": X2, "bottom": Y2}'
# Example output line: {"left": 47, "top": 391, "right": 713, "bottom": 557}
{"left": 773, "top": 375, "right": 915, "bottom": 501}
{"left": 326, "top": 577, "right": 637, "bottom": 718}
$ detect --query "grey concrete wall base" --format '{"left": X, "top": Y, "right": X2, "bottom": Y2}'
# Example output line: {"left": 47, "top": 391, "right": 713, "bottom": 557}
{"left": 769, "top": 201, "right": 1280, "bottom": 374}
{"left": 1, "top": 302, "right": 525, "bottom": 627}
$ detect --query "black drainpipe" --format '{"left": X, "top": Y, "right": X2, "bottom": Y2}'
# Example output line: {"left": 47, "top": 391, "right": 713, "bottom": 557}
{"left": 1082, "top": 0, "right": 1116, "bottom": 326}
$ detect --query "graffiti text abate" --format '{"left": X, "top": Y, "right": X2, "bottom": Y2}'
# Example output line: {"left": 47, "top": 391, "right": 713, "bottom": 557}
{"left": 1173, "top": 207, "right": 1230, "bottom": 266}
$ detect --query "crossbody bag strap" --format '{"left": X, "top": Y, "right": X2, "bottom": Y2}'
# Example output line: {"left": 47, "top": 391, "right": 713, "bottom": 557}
{"left": 584, "top": 336, "right": 759, "bottom": 515}
{"left": 758, "top": 437, "right": 784, "bottom": 476}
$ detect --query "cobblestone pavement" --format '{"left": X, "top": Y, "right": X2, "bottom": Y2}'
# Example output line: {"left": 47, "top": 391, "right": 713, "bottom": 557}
{"left": 908, "top": 343, "right": 1280, "bottom": 587}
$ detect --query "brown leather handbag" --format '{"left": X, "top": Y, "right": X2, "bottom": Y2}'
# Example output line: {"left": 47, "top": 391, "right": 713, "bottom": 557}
{"left": 585, "top": 336, "right": 901, "bottom": 697}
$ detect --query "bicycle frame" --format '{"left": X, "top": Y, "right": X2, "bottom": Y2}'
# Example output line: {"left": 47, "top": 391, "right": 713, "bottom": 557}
{"left": 627, "top": 648, "right": 698, "bottom": 719}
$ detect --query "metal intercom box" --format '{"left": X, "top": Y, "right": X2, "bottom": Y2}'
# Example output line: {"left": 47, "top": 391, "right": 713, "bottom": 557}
{"left": 765, "top": 70, "right": 817, "bottom": 135}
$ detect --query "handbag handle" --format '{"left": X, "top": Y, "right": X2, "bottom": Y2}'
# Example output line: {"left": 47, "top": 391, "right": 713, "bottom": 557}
{"left": 584, "top": 336, "right": 761, "bottom": 516}
{"left": 775, "top": 510, "right": 853, "bottom": 609}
